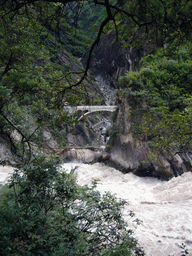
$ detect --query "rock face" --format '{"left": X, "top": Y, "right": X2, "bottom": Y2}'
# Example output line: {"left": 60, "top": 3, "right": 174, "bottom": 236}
{"left": 66, "top": 123, "right": 96, "bottom": 147}
{"left": 108, "top": 97, "right": 192, "bottom": 179}
{"left": 0, "top": 137, "right": 14, "bottom": 165}
{"left": 90, "top": 32, "right": 146, "bottom": 88}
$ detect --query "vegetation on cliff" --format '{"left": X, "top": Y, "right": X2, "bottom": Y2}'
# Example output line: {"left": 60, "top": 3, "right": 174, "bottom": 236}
{"left": 119, "top": 42, "right": 192, "bottom": 155}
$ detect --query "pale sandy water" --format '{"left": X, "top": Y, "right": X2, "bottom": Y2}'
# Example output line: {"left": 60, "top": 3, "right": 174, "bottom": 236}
{"left": 63, "top": 162, "right": 192, "bottom": 256}
{"left": 0, "top": 165, "right": 14, "bottom": 185}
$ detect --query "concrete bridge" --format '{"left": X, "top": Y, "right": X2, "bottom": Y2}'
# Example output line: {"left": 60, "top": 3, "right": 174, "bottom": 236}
{"left": 65, "top": 105, "right": 117, "bottom": 121}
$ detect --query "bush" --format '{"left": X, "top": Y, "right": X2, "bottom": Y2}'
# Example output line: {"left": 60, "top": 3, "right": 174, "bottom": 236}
{"left": 0, "top": 155, "right": 144, "bottom": 256}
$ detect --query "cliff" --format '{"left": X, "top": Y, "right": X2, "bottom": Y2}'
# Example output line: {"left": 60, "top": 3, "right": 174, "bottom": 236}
{"left": 90, "top": 32, "right": 146, "bottom": 88}
{"left": 108, "top": 97, "right": 192, "bottom": 180}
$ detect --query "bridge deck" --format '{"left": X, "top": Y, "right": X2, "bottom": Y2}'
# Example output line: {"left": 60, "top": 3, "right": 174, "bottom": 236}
{"left": 65, "top": 105, "right": 117, "bottom": 114}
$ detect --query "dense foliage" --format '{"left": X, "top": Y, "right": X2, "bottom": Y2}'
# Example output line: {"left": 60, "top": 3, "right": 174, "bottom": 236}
{"left": 0, "top": 156, "right": 144, "bottom": 255}
{"left": 115, "top": 0, "right": 192, "bottom": 48}
{"left": 0, "top": 1, "right": 105, "bottom": 163}
{"left": 118, "top": 42, "right": 192, "bottom": 155}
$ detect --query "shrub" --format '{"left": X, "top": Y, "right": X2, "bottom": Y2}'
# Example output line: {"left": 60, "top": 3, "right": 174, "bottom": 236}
{"left": 0, "top": 155, "right": 144, "bottom": 256}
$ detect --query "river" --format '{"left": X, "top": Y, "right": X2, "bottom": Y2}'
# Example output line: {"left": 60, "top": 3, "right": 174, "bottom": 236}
{"left": 63, "top": 162, "right": 192, "bottom": 256}
{"left": 1, "top": 163, "right": 192, "bottom": 255}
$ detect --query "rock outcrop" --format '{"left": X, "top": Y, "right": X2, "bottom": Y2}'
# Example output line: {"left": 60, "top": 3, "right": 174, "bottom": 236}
{"left": 108, "top": 97, "right": 192, "bottom": 180}
{"left": 0, "top": 137, "right": 14, "bottom": 165}
{"left": 90, "top": 32, "right": 148, "bottom": 88}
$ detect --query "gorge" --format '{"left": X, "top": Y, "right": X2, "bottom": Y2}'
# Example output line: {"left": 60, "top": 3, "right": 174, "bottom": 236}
{"left": 1, "top": 1, "right": 192, "bottom": 255}
{"left": 1, "top": 72, "right": 192, "bottom": 255}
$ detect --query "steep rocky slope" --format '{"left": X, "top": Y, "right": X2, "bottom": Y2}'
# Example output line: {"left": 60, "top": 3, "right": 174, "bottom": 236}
{"left": 90, "top": 32, "right": 151, "bottom": 88}
{"left": 108, "top": 96, "right": 192, "bottom": 180}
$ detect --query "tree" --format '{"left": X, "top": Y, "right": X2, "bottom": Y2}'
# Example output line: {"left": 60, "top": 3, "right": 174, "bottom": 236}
{"left": 0, "top": 156, "right": 144, "bottom": 255}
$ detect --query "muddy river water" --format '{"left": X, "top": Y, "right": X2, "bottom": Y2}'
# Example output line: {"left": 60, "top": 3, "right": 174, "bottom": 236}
{"left": 1, "top": 163, "right": 192, "bottom": 255}
{"left": 64, "top": 162, "right": 192, "bottom": 256}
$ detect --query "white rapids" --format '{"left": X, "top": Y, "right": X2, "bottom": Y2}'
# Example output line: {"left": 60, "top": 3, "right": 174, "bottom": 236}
{"left": 63, "top": 162, "right": 192, "bottom": 256}
{"left": 1, "top": 162, "right": 192, "bottom": 255}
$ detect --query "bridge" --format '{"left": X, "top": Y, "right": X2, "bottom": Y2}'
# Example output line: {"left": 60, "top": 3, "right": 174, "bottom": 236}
{"left": 65, "top": 105, "right": 117, "bottom": 121}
